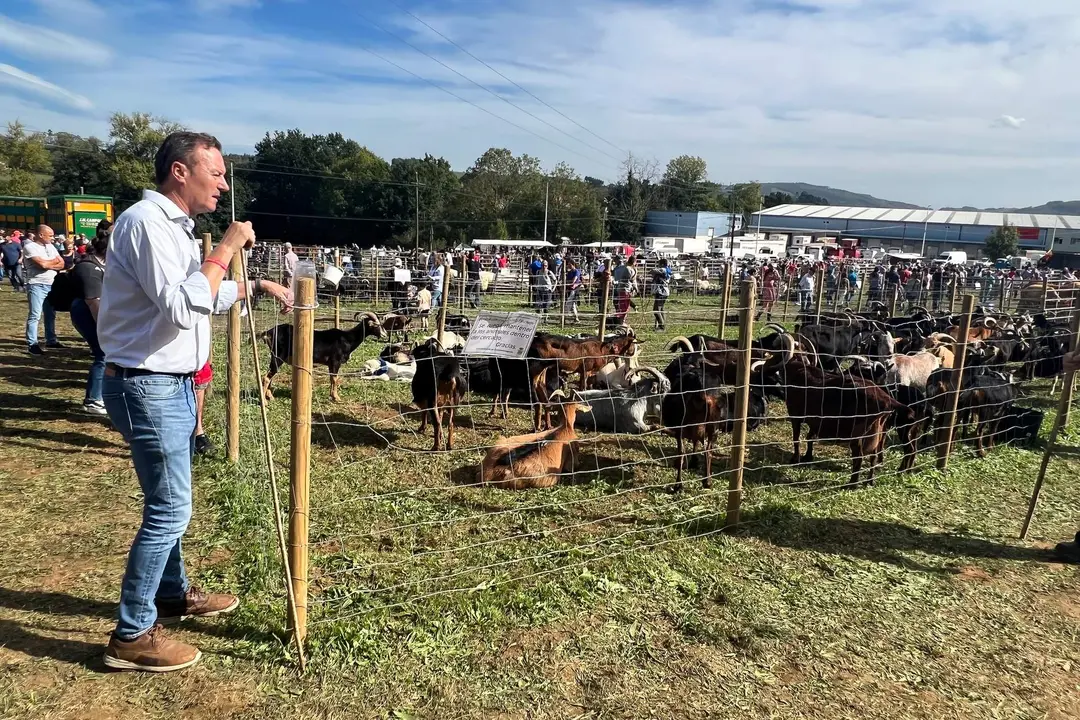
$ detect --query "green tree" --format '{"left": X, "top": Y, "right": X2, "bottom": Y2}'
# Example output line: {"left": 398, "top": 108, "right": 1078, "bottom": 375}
{"left": 984, "top": 223, "right": 1019, "bottom": 259}
{"left": 106, "top": 112, "right": 186, "bottom": 204}
{"left": 456, "top": 148, "right": 543, "bottom": 241}
{"left": 195, "top": 154, "right": 254, "bottom": 239}
{"left": 795, "top": 191, "right": 829, "bottom": 205}
{"left": 763, "top": 190, "right": 794, "bottom": 209}
{"left": 661, "top": 154, "right": 711, "bottom": 211}
{"left": 0, "top": 121, "right": 51, "bottom": 196}
{"left": 607, "top": 153, "right": 659, "bottom": 245}
{"left": 46, "top": 132, "right": 111, "bottom": 195}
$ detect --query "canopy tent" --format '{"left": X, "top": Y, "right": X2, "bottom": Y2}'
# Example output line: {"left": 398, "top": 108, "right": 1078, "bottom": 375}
{"left": 576, "top": 241, "right": 626, "bottom": 248}
{"left": 885, "top": 251, "right": 923, "bottom": 261}
{"left": 472, "top": 239, "right": 554, "bottom": 248}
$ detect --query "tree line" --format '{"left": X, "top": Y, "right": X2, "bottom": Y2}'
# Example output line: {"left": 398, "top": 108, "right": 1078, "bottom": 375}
{"left": 0, "top": 113, "right": 819, "bottom": 247}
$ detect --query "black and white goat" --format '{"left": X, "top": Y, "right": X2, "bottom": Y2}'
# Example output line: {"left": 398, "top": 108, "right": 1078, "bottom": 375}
{"left": 572, "top": 367, "right": 670, "bottom": 434}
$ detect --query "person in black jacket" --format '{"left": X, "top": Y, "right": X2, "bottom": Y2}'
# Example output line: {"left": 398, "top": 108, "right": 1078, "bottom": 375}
{"left": 69, "top": 221, "right": 110, "bottom": 415}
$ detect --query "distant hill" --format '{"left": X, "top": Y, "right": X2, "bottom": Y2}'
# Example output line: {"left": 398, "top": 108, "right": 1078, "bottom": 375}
{"left": 760, "top": 182, "right": 921, "bottom": 209}
{"left": 943, "top": 201, "right": 1080, "bottom": 215}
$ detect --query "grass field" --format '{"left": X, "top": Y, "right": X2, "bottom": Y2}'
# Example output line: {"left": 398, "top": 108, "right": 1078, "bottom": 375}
{"left": 1, "top": 285, "right": 1079, "bottom": 720}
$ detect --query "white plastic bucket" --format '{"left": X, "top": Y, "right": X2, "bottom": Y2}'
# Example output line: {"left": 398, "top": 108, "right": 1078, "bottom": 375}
{"left": 322, "top": 265, "right": 344, "bottom": 287}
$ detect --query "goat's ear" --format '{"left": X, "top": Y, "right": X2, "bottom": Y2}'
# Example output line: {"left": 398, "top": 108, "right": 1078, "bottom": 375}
{"left": 576, "top": 403, "right": 592, "bottom": 412}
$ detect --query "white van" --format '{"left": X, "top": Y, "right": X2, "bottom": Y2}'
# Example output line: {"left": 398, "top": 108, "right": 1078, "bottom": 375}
{"left": 933, "top": 251, "right": 968, "bottom": 266}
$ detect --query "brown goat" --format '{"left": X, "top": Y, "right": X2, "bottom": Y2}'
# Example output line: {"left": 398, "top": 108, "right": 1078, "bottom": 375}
{"left": 477, "top": 393, "right": 588, "bottom": 489}
{"left": 529, "top": 331, "right": 640, "bottom": 389}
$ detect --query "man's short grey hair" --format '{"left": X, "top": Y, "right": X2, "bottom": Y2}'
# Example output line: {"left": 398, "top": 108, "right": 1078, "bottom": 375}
{"left": 154, "top": 131, "right": 222, "bottom": 185}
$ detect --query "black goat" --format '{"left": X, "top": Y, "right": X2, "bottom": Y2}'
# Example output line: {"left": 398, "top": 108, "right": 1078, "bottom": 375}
{"left": 411, "top": 339, "right": 469, "bottom": 451}
{"left": 260, "top": 311, "right": 385, "bottom": 402}
{"left": 466, "top": 356, "right": 563, "bottom": 430}
{"left": 926, "top": 366, "right": 1017, "bottom": 457}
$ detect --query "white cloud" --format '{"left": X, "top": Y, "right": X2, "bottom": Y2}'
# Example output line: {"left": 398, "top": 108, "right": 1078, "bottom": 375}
{"left": 996, "top": 115, "right": 1026, "bottom": 129}
{"left": 0, "top": 14, "right": 112, "bottom": 65}
{"left": 30, "top": 0, "right": 107, "bottom": 23}
{"left": 0, "top": 63, "right": 92, "bottom": 110}
{"left": 0, "top": 0, "right": 1077, "bottom": 207}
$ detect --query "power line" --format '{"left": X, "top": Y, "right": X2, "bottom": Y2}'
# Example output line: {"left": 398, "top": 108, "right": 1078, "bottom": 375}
{"left": 393, "top": 2, "right": 628, "bottom": 157}
{"left": 353, "top": 8, "right": 622, "bottom": 166}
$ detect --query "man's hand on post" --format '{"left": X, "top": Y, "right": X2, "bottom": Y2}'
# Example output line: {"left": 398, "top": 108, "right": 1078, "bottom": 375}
{"left": 222, "top": 221, "right": 256, "bottom": 251}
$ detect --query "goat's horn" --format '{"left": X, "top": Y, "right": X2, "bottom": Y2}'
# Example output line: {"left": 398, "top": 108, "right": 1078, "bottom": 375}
{"left": 982, "top": 317, "right": 997, "bottom": 328}
{"left": 667, "top": 336, "right": 695, "bottom": 354}
{"left": 795, "top": 333, "right": 820, "bottom": 367}
{"left": 750, "top": 360, "right": 766, "bottom": 372}
{"left": 762, "top": 323, "right": 787, "bottom": 335}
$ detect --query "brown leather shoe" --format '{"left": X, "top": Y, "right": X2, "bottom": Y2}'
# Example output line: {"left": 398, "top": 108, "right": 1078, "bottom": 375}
{"left": 103, "top": 624, "right": 202, "bottom": 672}
{"left": 156, "top": 586, "right": 240, "bottom": 625}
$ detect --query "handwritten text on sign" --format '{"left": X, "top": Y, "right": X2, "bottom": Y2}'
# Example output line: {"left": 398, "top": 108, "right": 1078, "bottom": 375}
{"left": 462, "top": 311, "right": 541, "bottom": 359}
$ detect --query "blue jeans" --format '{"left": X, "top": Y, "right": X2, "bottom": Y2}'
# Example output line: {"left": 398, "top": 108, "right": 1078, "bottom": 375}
{"left": 69, "top": 299, "right": 105, "bottom": 404}
{"left": 103, "top": 373, "right": 196, "bottom": 640}
{"left": 26, "top": 283, "right": 57, "bottom": 347}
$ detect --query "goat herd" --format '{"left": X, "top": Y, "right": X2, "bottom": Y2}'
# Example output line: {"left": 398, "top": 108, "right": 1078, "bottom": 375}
{"left": 257, "top": 301, "right": 1069, "bottom": 494}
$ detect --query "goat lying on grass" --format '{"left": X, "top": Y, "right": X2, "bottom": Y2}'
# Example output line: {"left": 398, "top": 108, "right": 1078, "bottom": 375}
{"left": 477, "top": 391, "right": 589, "bottom": 489}
{"left": 260, "top": 311, "right": 385, "bottom": 402}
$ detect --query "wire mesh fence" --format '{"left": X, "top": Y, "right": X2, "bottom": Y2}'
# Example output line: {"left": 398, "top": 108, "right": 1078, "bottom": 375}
{"left": 211, "top": 248, "right": 1080, "bottom": 662}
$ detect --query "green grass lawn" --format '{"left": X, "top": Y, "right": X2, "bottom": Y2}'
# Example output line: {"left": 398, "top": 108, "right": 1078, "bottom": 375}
{"left": 1, "top": 286, "right": 1079, "bottom": 719}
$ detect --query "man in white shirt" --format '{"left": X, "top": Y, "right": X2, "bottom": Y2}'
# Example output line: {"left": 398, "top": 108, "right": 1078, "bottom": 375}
{"left": 98, "top": 132, "right": 290, "bottom": 673}
{"left": 283, "top": 241, "right": 297, "bottom": 288}
{"left": 23, "top": 224, "right": 65, "bottom": 355}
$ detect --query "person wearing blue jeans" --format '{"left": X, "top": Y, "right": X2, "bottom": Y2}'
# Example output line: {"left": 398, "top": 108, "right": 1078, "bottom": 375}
{"left": 97, "top": 132, "right": 292, "bottom": 672}
{"left": 23, "top": 225, "right": 64, "bottom": 354}
{"left": 69, "top": 225, "right": 110, "bottom": 414}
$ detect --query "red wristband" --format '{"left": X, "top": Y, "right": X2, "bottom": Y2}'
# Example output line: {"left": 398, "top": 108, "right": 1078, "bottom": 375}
{"left": 206, "top": 258, "right": 228, "bottom": 273}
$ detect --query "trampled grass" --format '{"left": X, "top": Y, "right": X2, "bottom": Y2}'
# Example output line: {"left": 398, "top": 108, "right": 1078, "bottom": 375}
{"left": 0, "top": 286, "right": 1078, "bottom": 719}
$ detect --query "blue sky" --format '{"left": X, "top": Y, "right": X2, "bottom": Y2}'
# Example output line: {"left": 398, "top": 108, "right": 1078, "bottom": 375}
{"left": 1, "top": 0, "right": 1077, "bottom": 207}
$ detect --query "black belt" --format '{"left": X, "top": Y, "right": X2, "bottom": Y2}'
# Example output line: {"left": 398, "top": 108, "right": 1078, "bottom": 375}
{"left": 105, "top": 363, "right": 193, "bottom": 380}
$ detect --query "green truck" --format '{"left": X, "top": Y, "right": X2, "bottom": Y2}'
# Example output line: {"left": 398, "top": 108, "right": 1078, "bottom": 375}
{"left": 0, "top": 194, "right": 114, "bottom": 237}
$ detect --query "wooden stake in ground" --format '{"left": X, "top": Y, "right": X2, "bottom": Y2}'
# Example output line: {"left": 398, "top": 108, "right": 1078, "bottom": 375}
{"left": 238, "top": 252, "right": 307, "bottom": 672}
{"left": 289, "top": 276, "right": 316, "bottom": 643}
{"left": 726, "top": 278, "right": 757, "bottom": 529}
{"left": 460, "top": 253, "right": 467, "bottom": 313}
{"left": 718, "top": 262, "right": 732, "bottom": 341}
{"left": 373, "top": 249, "right": 380, "bottom": 310}
{"left": 937, "top": 294, "right": 975, "bottom": 471}
{"left": 559, "top": 259, "right": 567, "bottom": 330}
{"left": 596, "top": 258, "right": 612, "bottom": 340}
{"left": 226, "top": 253, "right": 242, "bottom": 463}
{"left": 1020, "top": 297, "right": 1080, "bottom": 539}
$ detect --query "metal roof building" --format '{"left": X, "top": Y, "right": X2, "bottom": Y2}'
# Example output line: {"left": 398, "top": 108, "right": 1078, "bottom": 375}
{"left": 751, "top": 204, "right": 1080, "bottom": 256}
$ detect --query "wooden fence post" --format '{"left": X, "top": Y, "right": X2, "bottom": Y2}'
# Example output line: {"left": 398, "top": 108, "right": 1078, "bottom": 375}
{"left": 596, "top": 258, "right": 612, "bottom": 340}
{"left": 949, "top": 277, "right": 958, "bottom": 314}
{"left": 937, "top": 294, "right": 976, "bottom": 471}
{"left": 1042, "top": 275, "right": 1050, "bottom": 314}
{"left": 288, "top": 275, "right": 315, "bottom": 641}
{"left": 436, "top": 258, "right": 452, "bottom": 342}
{"left": 692, "top": 260, "right": 700, "bottom": 306}
{"left": 726, "top": 278, "right": 756, "bottom": 529}
{"left": 1021, "top": 296, "right": 1080, "bottom": 537}
{"left": 718, "top": 262, "right": 732, "bottom": 340}
{"left": 813, "top": 266, "right": 825, "bottom": 322}
{"left": 999, "top": 276, "right": 1008, "bottom": 312}
{"left": 226, "top": 252, "right": 242, "bottom": 463}
{"left": 333, "top": 248, "right": 341, "bottom": 329}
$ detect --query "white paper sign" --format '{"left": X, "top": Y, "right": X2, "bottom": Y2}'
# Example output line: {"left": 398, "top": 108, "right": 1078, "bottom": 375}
{"left": 394, "top": 268, "right": 412, "bottom": 284}
{"left": 463, "top": 311, "right": 541, "bottom": 359}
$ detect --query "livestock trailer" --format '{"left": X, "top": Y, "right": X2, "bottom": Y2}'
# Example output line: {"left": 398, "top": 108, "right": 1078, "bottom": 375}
{"left": 46, "top": 194, "right": 114, "bottom": 237}
{"left": 0, "top": 195, "right": 47, "bottom": 232}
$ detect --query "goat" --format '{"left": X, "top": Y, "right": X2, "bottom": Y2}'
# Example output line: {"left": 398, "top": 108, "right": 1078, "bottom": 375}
{"left": 661, "top": 356, "right": 774, "bottom": 492}
{"left": 572, "top": 367, "right": 670, "bottom": 434}
{"left": 411, "top": 339, "right": 468, "bottom": 451}
{"left": 770, "top": 336, "right": 916, "bottom": 487}
{"left": 926, "top": 366, "right": 1017, "bottom": 457}
{"left": 359, "top": 357, "right": 416, "bottom": 381}
{"left": 469, "top": 356, "right": 563, "bottom": 430}
{"left": 260, "top": 310, "right": 385, "bottom": 402}
{"left": 477, "top": 391, "right": 589, "bottom": 490}
{"left": 529, "top": 331, "right": 640, "bottom": 389}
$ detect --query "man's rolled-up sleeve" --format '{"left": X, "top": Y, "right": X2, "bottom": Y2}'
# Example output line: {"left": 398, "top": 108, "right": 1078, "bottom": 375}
{"left": 213, "top": 281, "right": 239, "bottom": 314}
{"left": 129, "top": 219, "right": 219, "bottom": 330}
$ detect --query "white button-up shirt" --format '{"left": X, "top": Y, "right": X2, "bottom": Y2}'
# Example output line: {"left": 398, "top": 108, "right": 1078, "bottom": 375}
{"left": 99, "top": 190, "right": 239, "bottom": 374}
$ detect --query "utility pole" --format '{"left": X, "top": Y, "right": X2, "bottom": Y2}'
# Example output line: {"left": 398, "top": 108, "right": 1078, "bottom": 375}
{"left": 229, "top": 162, "right": 236, "bottom": 221}
{"left": 601, "top": 198, "right": 609, "bottom": 244}
{"left": 919, "top": 206, "right": 932, "bottom": 258}
{"left": 414, "top": 170, "right": 420, "bottom": 254}
{"left": 542, "top": 181, "right": 549, "bottom": 246}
